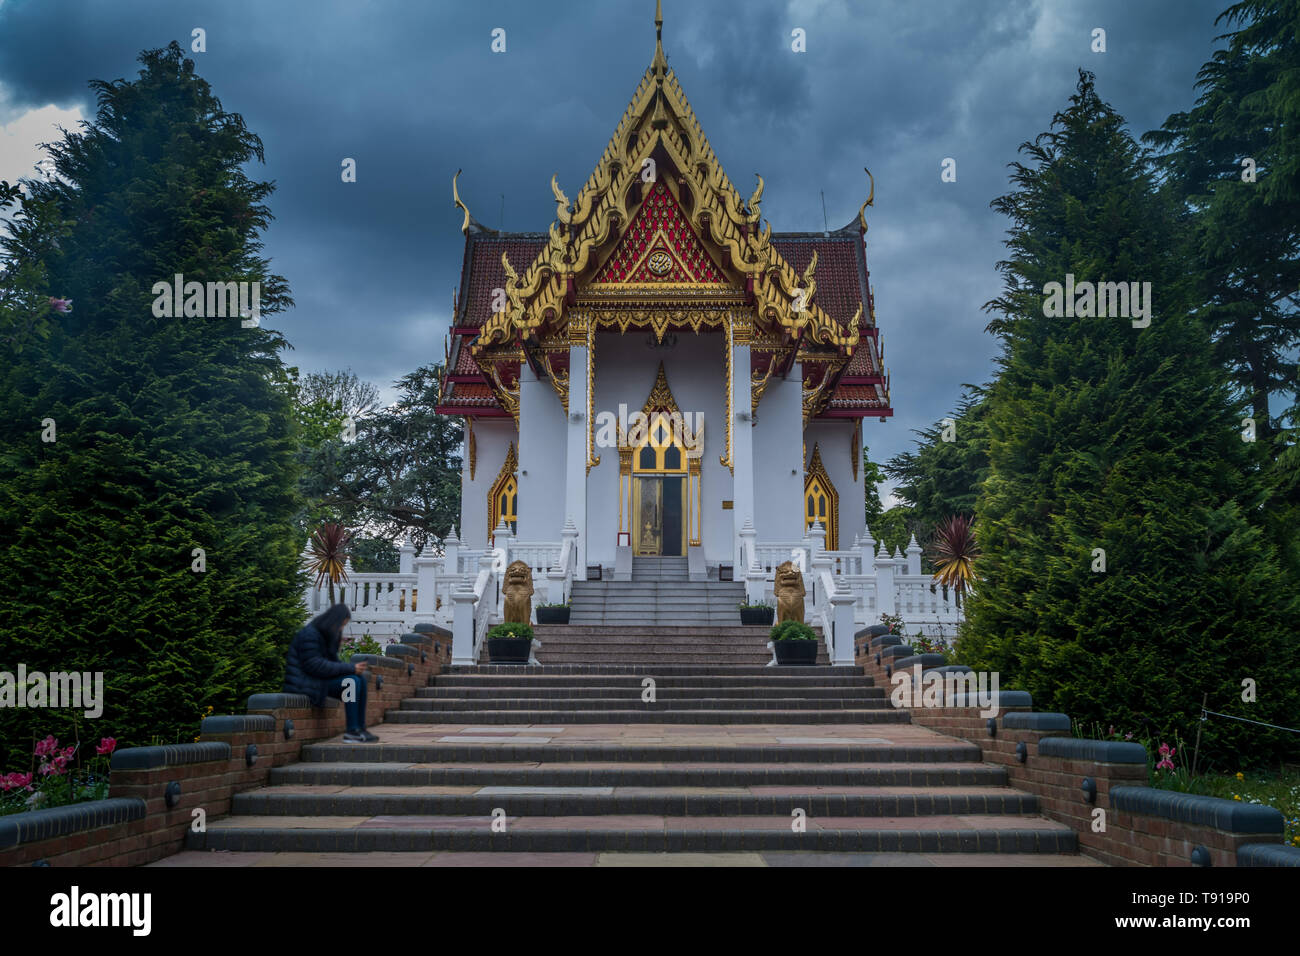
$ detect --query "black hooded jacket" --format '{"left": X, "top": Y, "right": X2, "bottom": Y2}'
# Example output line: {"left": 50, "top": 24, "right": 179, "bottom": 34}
{"left": 283, "top": 617, "right": 356, "bottom": 706}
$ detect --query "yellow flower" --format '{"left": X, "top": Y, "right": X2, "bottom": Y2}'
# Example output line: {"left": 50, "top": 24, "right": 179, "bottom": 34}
{"left": 1232, "top": 794, "right": 1242, "bottom": 801}
{"left": 1235, "top": 772, "right": 1244, "bottom": 781}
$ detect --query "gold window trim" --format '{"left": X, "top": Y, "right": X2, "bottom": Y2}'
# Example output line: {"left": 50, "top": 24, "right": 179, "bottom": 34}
{"left": 488, "top": 442, "right": 518, "bottom": 546}
{"left": 804, "top": 442, "right": 838, "bottom": 550}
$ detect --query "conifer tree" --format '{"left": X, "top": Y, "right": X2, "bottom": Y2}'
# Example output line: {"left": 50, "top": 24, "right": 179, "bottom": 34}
{"left": 960, "top": 72, "right": 1298, "bottom": 766}
{"left": 0, "top": 43, "right": 303, "bottom": 761}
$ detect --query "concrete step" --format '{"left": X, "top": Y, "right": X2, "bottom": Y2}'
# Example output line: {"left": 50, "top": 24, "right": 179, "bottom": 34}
{"left": 399, "top": 697, "right": 893, "bottom": 711}
{"left": 231, "top": 787, "right": 1040, "bottom": 817}
{"left": 269, "top": 762, "right": 1011, "bottom": 788}
{"left": 415, "top": 686, "right": 886, "bottom": 699}
{"left": 298, "top": 741, "right": 982, "bottom": 764}
{"left": 429, "top": 675, "right": 871, "bottom": 687}
{"left": 189, "top": 816, "right": 1077, "bottom": 854}
{"left": 448, "top": 665, "right": 858, "bottom": 676}
{"left": 383, "top": 709, "right": 910, "bottom": 724}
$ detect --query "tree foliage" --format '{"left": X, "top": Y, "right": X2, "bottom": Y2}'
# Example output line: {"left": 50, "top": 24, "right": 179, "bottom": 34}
{"left": 959, "top": 71, "right": 1298, "bottom": 767}
{"left": 0, "top": 43, "right": 303, "bottom": 763}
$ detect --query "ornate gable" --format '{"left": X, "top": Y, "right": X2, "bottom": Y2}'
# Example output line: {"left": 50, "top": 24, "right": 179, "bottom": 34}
{"left": 470, "top": 5, "right": 867, "bottom": 352}
{"left": 594, "top": 183, "right": 727, "bottom": 286}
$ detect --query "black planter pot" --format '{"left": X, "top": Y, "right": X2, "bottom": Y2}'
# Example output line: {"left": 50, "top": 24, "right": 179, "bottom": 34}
{"left": 536, "top": 606, "right": 570, "bottom": 624}
{"left": 739, "top": 607, "right": 774, "bottom": 626}
{"left": 487, "top": 636, "right": 532, "bottom": 664}
{"left": 773, "top": 640, "right": 819, "bottom": 666}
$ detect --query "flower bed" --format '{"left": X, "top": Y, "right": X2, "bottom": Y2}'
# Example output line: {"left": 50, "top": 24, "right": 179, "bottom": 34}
{"left": 1, "top": 734, "right": 117, "bottom": 816}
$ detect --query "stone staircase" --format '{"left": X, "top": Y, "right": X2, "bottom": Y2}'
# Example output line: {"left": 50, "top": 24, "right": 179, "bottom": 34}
{"left": 186, "top": 654, "right": 1088, "bottom": 862}
{"left": 569, "top": 557, "right": 744, "bottom": 626}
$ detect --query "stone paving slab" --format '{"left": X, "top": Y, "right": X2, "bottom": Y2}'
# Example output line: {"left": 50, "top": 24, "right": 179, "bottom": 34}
{"left": 150, "top": 850, "right": 1100, "bottom": 867}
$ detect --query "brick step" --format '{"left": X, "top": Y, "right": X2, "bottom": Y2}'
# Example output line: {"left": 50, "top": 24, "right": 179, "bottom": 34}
{"left": 269, "top": 762, "right": 1011, "bottom": 788}
{"left": 398, "top": 697, "right": 893, "bottom": 712}
{"left": 449, "top": 665, "right": 859, "bottom": 676}
{"left": 429, "top": 675, "right": 873, "bottom": 687}
{"left": 395, "top": 697, "right": 889, "bottom": 712}
{"left": 189, "top": 816, "right": 1077, "bottom": 854}
{"left": 298, "top": 742, "right": 982, "bottom": 764}
{"left": 528, "top": 626, "right": 778, "bottom": 635}
{"left": 230, "top": 787, "right": 1040, "bottom": 817}
{"left": 414, "top": 686, "right": 887, "bottom": 700}
{"left": 382, "top": 709, "right": 910, "bottom": 724}
{"left": 531, "top": 640, "right": 781, "bottom": 649}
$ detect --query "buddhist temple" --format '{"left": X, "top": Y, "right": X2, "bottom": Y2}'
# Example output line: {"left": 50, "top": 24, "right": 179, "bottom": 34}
{"left": 437, "top": 3, "right": 892, "bottom": 584}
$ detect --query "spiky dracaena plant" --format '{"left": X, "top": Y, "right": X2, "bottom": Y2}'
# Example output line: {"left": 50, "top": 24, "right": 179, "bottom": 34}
{"left": 308, "top": 523, "right": 353, "bottom": 604}
{"left": 928, "top": 515, "right": 978, "bottom": 606}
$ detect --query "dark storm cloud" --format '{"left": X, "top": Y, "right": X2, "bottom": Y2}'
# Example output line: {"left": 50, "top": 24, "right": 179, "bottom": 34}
{"left": 0, "top": 0, "right": 1230, "bottom": 493}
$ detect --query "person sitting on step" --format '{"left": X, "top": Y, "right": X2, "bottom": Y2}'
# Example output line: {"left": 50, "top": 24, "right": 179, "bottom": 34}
{"left": 283, "top": 603, "right": 377, "bottom": 743}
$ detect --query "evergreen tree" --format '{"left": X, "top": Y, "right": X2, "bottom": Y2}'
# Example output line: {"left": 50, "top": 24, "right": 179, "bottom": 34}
{"left": 1145, "top": 0, "right": 1300, "bottom": 443}
{"left": 960, "top": 71, "right": 1298, "bottom": 766}
{"left": 0, "top": 43, "right": 303, "bottom": 762}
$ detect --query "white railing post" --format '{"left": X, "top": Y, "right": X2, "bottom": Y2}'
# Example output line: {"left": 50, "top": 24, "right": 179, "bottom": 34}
{"left": 399, "top": 535, "right": 416, "bottom": 574}
{"left": 906, "top": 534, "right": 922, "bottom": 576}
{"left": 547, "top": 516, "right": 579, "bottom": 605}
{"left": 875, "top": 543, "right": 896, "bottom": 618}
{"left": 831, "top": 591, "right": 857, "bottom": 665}
{"left": 414, "top": 540, "right": 440, "bottom": 623}
{"left": 451, "top": 589, "right": 477, "bottom": 666}
{"left": 444, "top": 526, "right": 460, "bottom": 583}
{"left": 739, "top": 518, "right": 763, "bottom": 605}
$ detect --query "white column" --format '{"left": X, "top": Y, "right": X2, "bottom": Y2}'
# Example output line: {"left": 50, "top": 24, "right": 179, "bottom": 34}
{"left": 731, "top": 332, "right": 754, "bottom": 570}
{"left": 875, "top": 543, "right": 896, "bottom": 617}
{"left": 566, "top": 330, "right": 589, "bottom": 580}
{"left": 906, "top": 534, "right": 922, "bottom": 576}
{"left": 399, "top": 535, "right": 415, "bottom": 574}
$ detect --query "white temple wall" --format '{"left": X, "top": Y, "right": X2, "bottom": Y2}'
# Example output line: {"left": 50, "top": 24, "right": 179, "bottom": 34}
{"left": 586, "top": 331, "right": 730, "bottom": 568}
{"left": 804, "top": 420, "right": 865, "bottom": 549}
{"left": 517, "top": 362, "right": 567, "bottom": 543}
{"left": 461, "top": 418, "right": 516, "bottom": 549}
{"left": 751, "top": 375, "right": 805, "bottom": 543}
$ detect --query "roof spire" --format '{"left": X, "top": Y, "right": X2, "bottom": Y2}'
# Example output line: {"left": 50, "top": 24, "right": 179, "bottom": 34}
{"left": 652, "top": 0, "right": 667, "bottom": 75}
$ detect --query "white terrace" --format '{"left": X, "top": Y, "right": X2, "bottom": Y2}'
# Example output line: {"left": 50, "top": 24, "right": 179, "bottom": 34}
{"left": 302, "top": 519, "right": 964, "bottom": 665}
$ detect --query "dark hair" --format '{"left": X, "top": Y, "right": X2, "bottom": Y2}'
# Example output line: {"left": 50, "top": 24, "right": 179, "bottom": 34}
{"left": 310, "top": 603, "right": 351, "bottom": 646}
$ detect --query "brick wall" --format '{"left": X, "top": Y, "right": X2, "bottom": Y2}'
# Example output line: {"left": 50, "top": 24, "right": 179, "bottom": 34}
{"left": 0, "top": 630, "right": 452, "bottom": 867}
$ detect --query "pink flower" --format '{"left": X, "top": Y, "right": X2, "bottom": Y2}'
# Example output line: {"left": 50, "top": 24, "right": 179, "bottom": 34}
{"left": 1, "top": 772, "right": 33, "bottom": 791}
{"left": 38, "top": 761, "right": 63, "bottom": 776}
{"left": 48, "top": 297, "right": 72, "bottom": 313}
{"left": 96, "top": 737, "right": 116, "bottom": 756}
{"left": 61, "top": 745, "right": 75, "bottom": 759}
{"left": 52, "top": 754, "right": 68, "bottom": 770}
{"left": 34, "top": 735, "right": 59, "bottom": 757}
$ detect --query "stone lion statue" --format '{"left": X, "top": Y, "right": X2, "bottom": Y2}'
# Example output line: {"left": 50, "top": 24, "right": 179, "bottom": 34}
{"left": 502, "top": 560, "right": 534, "bottom": 624}
{"left": 774, "top": 560, "right": 805, "bottom": 624}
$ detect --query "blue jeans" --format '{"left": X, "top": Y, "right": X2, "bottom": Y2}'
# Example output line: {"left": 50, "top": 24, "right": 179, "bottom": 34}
{"left": 326, "top": 673, "right": 368, "bottom": 733}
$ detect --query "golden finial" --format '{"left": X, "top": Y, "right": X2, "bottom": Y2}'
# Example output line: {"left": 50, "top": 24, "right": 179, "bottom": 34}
{"left": 858, "top": 167, "right": 875, "bottom": 232}
{"left": 551, "top": 174, "right": 572, "bottom": 226}
{"left": 453, "top": 168, "right": 472, "bottom": 235}
{"left": 747, "top": 174, "right": 764, "bottom": 222}
{"left": 652, "top": 0, "right": 667, "bottom": 74}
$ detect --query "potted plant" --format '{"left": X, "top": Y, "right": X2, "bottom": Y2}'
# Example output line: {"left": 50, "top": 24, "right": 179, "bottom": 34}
{"left": 738, "top": 601, "right": 774, "bottom": 626}
{"left": 487, "top": 622, "right": 534, "bottom": 664}
{"left": 536, "top": 602, "right": 570, "bottom": 624}
{"left": 770, "top": 620, "right": 819, "bottom": 666}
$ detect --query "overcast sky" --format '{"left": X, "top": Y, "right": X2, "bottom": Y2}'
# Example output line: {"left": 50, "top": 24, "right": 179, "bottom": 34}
{"left": 0, "top": 0, "right": 1233, "bottom": 500}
